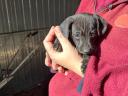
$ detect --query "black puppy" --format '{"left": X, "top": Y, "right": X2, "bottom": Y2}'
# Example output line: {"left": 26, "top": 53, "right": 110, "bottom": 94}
{"left": 54, "top": 13, "right": 107, "bottom": 74}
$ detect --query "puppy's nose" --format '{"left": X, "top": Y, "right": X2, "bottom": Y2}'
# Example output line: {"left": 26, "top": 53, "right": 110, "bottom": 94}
{"left": 84, "top": 51, "right": 90, "bottom": 55}
{"left": 83, "top": 49, "right": 91, "bottom": 55}
{"left": 78, "top": 48, "right": 91, "bottom": 55}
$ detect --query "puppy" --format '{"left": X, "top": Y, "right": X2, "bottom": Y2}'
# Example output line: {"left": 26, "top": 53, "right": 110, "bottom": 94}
{"left": 54, "top": 13, "right": 108, "bottom": 73}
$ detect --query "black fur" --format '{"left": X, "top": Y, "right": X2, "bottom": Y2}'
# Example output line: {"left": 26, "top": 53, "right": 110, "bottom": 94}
{"left": 54, "top": 13, "right": 108, "bottom": 74}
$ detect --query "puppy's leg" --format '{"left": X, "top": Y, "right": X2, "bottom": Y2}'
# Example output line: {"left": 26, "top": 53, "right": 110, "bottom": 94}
{"left": 81, "top": 54, "right": 89, "bottom": 74}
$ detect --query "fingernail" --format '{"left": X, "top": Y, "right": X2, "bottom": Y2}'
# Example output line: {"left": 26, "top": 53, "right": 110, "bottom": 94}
{"left": 57, "top": 66, "right": 61, "bottom": 71}
{"left": 55, "top": 26, "right": 60, "bottom": 32}
{"left": 51, "top": 26, "right": 55, "bottom": 29}
{"left": 64, "top": 71, "right": 68, "bottom": 76}
{"left": 50, "top": 68, "right": 57, "bottom": 73}
{"left": 55, "top": 30, "right": 62, "bottom": 38}
{"left": 45, "top": 63, "right": 48, "bottom": 66}
{"left": 56, "top": 26, "right": 60, "bottom": 29}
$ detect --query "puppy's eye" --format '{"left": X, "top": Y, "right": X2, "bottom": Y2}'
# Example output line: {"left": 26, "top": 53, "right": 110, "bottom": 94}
{"left": 74, "top": 32, "right": 80, "bottom": 39}
{"left": 90, "top": 33, "right": 95, "bottom": 37}
{"left": 89, "top": 31, "right": 96, "bottom": 38}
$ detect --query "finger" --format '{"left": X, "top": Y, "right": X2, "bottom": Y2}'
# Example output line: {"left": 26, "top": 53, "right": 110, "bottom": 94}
{"left": 58, "top": 66, "right": 65, "bottom": 73}
{"left": 45, "top": 52, "right": 52, "bottom": 66}
{"left": 43, "top": 26, "right": 55, "bottom": 52}
{"left": 50, "top": 68, "right": 57, "bottom": 73}
{"left": 54, "top": 26, "right": 70, "bottom": 49}
{"left": 43, "top": 26, "right": 58, "bottom": 56}
{"left": 51, "top": 61, "right": 58, "bottom": 70}
{"left": 43, "top": 26, "right": 55, "bottom": 42}
{"left": 64, "top": 71, "right": 69, "bottom": 76}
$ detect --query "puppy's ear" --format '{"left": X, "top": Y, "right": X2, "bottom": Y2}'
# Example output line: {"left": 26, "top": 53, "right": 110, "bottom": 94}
{"left": 54, "top": 16, "right": 74, "bottom": 51}
{"left": 93, "top": 14, "right": 108, "bottom": 36}
{"left": 60, "top": 16, "right": 74, "bottom": 39}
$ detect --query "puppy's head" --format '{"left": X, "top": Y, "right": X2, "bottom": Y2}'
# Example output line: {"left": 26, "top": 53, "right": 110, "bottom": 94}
{"left": 54, "top": 13, "right": 108, "bottom": 55}
{"left": 71, "top": 13, "right": 107, "bottom": 55}
{"left": 53, "top": 16, "right": 74, "bottom": 51}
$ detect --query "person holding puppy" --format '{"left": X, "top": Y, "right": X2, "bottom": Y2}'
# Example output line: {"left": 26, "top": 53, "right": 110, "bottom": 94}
{"left": 43, "top": 0, "right": 128, "bottom": 96}
{"left": 43, "top": 26, "right": 83, "bottom": 77}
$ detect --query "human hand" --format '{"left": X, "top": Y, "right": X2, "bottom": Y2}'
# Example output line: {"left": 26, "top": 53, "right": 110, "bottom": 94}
{"left": 43, "top": 26, "right": 83, "bottom": 77}
{"left": 45, "top": 51, "right": 67, "bottom": 74}
{"left": 44, "top": 26, "right": 66, "bottom": 74}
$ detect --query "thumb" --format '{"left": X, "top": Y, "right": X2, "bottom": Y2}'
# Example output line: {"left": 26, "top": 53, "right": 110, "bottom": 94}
{"left": 54, "top": 26, "right": 70, "bottom": 49}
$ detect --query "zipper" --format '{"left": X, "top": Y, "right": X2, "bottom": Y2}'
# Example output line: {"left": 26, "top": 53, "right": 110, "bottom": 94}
{"left": 94, "top": 0, "right": 128, "bottom": 14}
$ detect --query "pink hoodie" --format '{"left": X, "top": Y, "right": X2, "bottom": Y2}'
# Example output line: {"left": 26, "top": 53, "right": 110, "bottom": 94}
{"left": 49, "top": 0, "right": 128, "bottom": 96}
